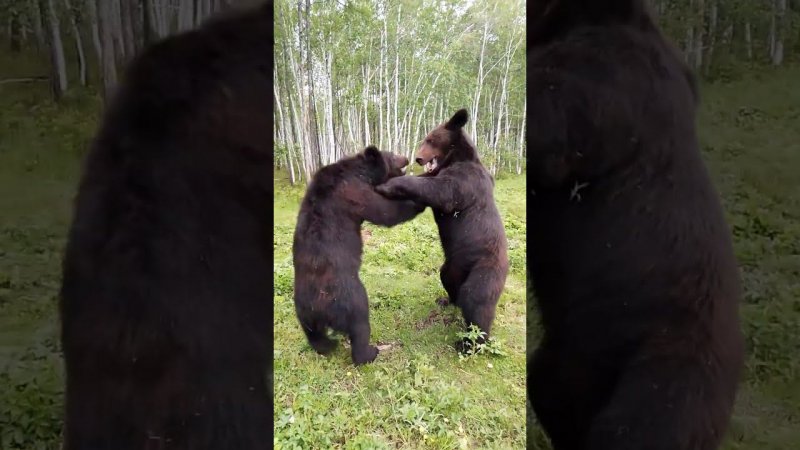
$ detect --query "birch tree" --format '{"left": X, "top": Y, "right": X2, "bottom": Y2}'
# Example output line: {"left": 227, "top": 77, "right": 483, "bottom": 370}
{"left": 63, "top": 0, "right": 86, "bottom": 86}
{"left": 274, "top": 0, "right": 527, "bottom": 183}
{"left": 40, "top": 0, "right": 67, "bottom": 99}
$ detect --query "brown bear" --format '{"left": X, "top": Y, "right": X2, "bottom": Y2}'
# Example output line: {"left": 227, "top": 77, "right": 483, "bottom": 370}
{"left": 527, "top": 1, "right": 744, "bottom": 449}
{"left": 293, "top": 146, "right": 424, "bottom": 365}
{"left": 59, "top": 5, "right": 273, "bottom": 449}
{"left": 376, "top": 109, "right": 509, "bottom": 353}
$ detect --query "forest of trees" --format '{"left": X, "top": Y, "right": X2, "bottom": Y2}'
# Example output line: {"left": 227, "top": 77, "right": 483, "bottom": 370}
{"left": 274, "top": 0, "right": 526, "bottom": 182}
{"left": 1, "top": 0, "right": 798, "bottom": 182}
{"left": 655, "top": 0, "right": 799, "bottom": 74}
{"left": 0, "top": 0, "right": 239, "bottom": 100}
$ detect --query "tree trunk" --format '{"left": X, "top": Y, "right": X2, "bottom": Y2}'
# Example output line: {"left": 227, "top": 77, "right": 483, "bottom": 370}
{"left": 516, "top": 98, "right": 526, "bottom": 175}
{"left": 362, "top": 65, "right": 371, "bottom": 145}
{"left": 724, "top": 24, "right": 733, "bottom": 55}
{"left": 178, "top": 0, "right": 195, "bottom": 32}
{"left": 128, "top": 0, "right": 144, "bottom": 52}
{"left": 377, "top": 18, "right": 385, "bottom": 151}
{"left": 152, "top": 0, "right": 166, "bottom": 38}
{"left": 63, "top": 0, "right": 87, "bottom": 86}
{"left": 304, "top": 0, "right": 321, "bottom": 169}
{"left": 150, "top": 0, "right": 161, "bottom": 37}
{"left": 143, "top": 0, "right": 155, "bottom": 44}
{"left": 693, "top": 0, "right": 704, "bottom": 70}
{"left": 703, "top": 0, "right": 717, "bottom": 76}
{"left": 274, "top": 68, "right": 295, "bottom": 183}
{"left": 472, "top": 19, "right": 489, "bottom": 140}
{"left": 20, "top": 9, "right": 28, "bottom": 44}
{"left": 41, "top": 0, "right": 68, "bottom": 100}
{"left": 86, "top": 0, "right": 103, "bottom": 81}
{"left": 744, "top": 21, "right": 753, "bottom": 60}
{"left": 111, "top": 0, "right": 126, "bottom": 63}
{"left": 9, "top": 8, "right": 21, "bottom": 52}
{"left": 161, "top": 0, "right": 173, "bottom": 36}
{"left": 684, "top": 0, "right": 695, "bottom": 64}
{"left": 119, "top": 0, "right": 135, "bottom": 57}
{"left": 98, "top": 0, "right": 118, "bottom": 100}
{"left": 772, "top": 0, "right": 786, "bottom": 66}
{"left": 325, "top": 51, "right": 336, "bottom": 164}
{"left": 769, "top": 1, "right": 776, "bottom": 59}
{"left": 30, "top": 0, "right": 45, "bottom": 52}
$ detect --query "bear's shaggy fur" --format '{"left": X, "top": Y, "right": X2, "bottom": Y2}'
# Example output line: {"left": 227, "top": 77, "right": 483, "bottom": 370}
{"left": 527, "top": 1, "right": 744, "bottom": 449}
{"left": 59, "top": 5, "right": 273, "bottom": 449}
{"left": 377, "top": 109, "right": 509, "bottom": 352}
{"left": 293, "top": 146, "right": 423, "bottom": 365}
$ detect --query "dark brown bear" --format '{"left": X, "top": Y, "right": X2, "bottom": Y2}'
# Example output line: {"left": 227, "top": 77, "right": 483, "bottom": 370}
{"left": 59, "top": 5, "right": 273, "bottom": 450}
{"left": 293, "top": 146, "right": 424, "bottom": 365}
{"left": 527, "top": 1, "right": 744, "bottom": 449}
{"left": 376, "top": 109, "right": 509, "bottom": 353}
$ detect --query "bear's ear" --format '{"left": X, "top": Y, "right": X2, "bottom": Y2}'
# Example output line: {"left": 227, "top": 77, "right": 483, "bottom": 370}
{"left": 445, "top": 109, "right": 469, "bottom": 130}
{"left": 364, "top": 145, "right": 381, "bottom": 161}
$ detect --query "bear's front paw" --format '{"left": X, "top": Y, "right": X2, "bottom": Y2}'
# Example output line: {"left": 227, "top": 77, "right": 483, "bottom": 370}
{"left": 375, "top": 184, "right": 396, "bottom": 198}
{"left": 376, "top": 181, "right": 406, "bottom": 199}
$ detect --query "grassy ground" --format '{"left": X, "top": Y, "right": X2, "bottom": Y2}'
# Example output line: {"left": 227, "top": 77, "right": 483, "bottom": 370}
{"left": 524, "top": 67, "right": 800, "bottom": 449}
{"left": 273, "top": 173, "right": 527, "bottom": 449}
{"left": 699, "top": 68, "right": 800, "bottom": 450}
{"left": 1, "top": 43, "right": 799, "bottom": 449}
{"left": 0, "top": 50, "right": 102, "bottom": 448}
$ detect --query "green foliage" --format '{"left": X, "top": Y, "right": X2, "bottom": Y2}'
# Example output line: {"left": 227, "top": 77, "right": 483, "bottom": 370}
{"left": 456, "top": 325, "right": 510, "bottom": 360}
{"left": 0, "top": 51, "right": 99, "bottom": 450}
{"left": 0, "top": 332, "right": 63, "bottom": 450}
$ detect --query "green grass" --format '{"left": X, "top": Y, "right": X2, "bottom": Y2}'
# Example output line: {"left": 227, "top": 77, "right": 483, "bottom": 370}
{"left": 273, "top": 173, "right": 527, "bottom": 449}
{"left": 0, "top": 50, "right": 102, "bottom": 449}
{"left": 699, "top": 68, "right": 800, "bottom": 450}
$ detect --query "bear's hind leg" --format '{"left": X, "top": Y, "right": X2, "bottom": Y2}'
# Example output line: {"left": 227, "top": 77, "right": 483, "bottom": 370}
{"left": 529, "top": 342, "right": 591, "bottom": 450}
{"left": 437, "top": 261, "right": 468, "bottom": 307}
{"left": 300, "top": 321, "right": 337, "bottom": 355}
{"left": 454, "top": 265, "right": 506, "bottom": 353}
{"left": 346, "top": 282, "right": 379, "bottom": 365}
{"left": 585, "top": 355, "right": 733, "bottom": 450}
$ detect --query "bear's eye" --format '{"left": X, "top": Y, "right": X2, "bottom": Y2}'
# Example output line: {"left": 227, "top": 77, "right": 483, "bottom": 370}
{"left": 425, "top": 138, "right": 433, "bottom": 144}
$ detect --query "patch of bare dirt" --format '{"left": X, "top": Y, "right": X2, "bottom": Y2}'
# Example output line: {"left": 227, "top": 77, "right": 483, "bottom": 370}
{"left": 361, "top": 228, "right": 372, "bottom": 243}
{"left": 415, "top": 308, "right": 458, "bottom": 330}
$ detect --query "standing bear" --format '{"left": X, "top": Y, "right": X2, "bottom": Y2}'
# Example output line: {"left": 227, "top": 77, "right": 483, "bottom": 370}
{"left": 293, "top": 146, "right": 424, "bottom": 365}
{"left": 527, "top": 0, "right": 744, "bottom": 449}
{"left": 377, "top": 109, "right": 509, "bottom": 352}
{"left": 59, "top": 4, "right": 274, "bottom": 450}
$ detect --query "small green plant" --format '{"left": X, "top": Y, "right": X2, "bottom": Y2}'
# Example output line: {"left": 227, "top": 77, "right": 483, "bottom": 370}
{"left": 456, "top": 324, "right": 509, "bottom": 360}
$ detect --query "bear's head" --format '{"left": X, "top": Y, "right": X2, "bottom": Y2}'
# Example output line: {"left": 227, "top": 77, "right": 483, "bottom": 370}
{"left": 362, "top": 145, "right": 409, "bottom": 185}
{"left": 415, "top": 109, "right": 478, "bottom": 175}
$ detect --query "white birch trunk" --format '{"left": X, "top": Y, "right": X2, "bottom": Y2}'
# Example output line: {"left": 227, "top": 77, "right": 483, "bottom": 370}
{"left": 516, "top": 98, "right": 526, "bottom": 174}
{"left": 63, "top": 0, "right": 86, "bottom": 86}
{"left": 745, "top": 21, "right": 752, "bottom": 60}
{"left": 43, "top": 0, "right": 68, "bottom": 98}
